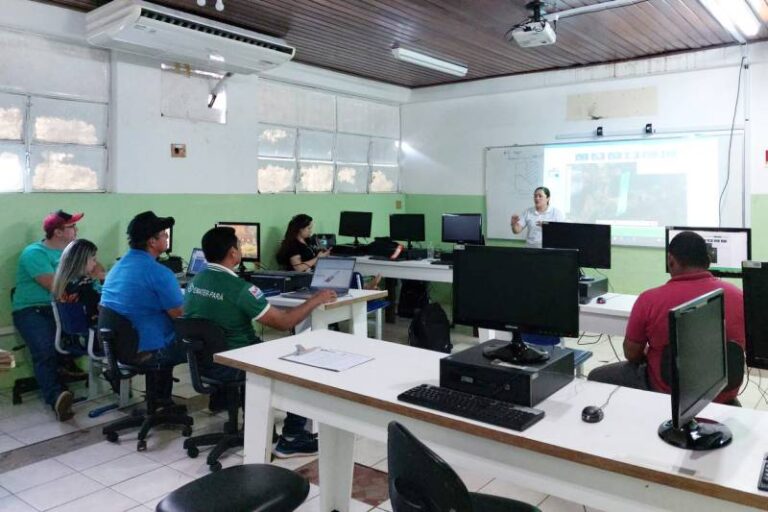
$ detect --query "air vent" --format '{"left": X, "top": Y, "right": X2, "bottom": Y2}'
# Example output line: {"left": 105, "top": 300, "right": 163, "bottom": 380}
{"left": 139, "top": 8, "right": 294, "bottom": 55}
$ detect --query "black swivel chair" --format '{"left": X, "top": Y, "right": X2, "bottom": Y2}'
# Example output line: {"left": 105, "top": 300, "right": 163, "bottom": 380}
{"left": 387, "top": 421, "right": 541, "bottom": 512}
{"left": 99, "top": 306, "right": 194, "bottom": 451}
{"left": 174, "top": 317, "right": 244, "bottom": 472}
{"left": 156, "top": 464, "right": 309, "bottom": 512}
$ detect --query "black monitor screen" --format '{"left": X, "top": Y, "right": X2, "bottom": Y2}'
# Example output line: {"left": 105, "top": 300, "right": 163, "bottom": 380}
{"left": 164, "top": 226, "right": 173, "bottom": 254}
{"left": 668, "top": 290, "right": 726, "bottom": 428}
{"left": 666, "top": 227, "right": 750, "bottom": 277}
{"left": 442, "top": 214, "right": 483, "bottom": 245}
{"left": 453, "top": 246, "right": 579, "bottom": 337}
{"left": 743, "top": 261, "right": 768, "bottom": 370}
{"left": 541, "top": 222, "right": 611, "bottom": 269}
{"left": 390, "top": 214, "right": 425, "bottom": 243}
{"left": 216, "top": 222, "right": 260, "bottom": 262}
{"left": 339, "top": 211, "right": 372, "bottom": 238}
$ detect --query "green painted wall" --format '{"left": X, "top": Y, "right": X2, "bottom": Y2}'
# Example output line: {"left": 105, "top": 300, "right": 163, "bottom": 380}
{"left": 0, "top": 192, "right": 404, "bottom": 388}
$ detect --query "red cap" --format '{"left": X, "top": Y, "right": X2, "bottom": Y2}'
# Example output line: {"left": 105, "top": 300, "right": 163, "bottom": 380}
{"left": 43, "top": 210, "right": 84, "bottom": 235}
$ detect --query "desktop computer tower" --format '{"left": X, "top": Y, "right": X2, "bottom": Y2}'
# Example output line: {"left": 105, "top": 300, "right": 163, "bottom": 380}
{"left": 440, "top": 339, "right": 575, "bottom": 407}
{"left": 249, "top": 271, "right": 312, "bottom": 294}
{"left": 332, "top": 244, "right": 368, "bottom": 256}
{"left": 579, "top": 277, "right": 608, "bottom": 305}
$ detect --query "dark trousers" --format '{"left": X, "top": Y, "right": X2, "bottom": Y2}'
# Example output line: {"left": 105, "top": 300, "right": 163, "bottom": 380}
{"left": 587, "top": 361, "right": 651, "bottom": 391}
{"left": 13, "top": 306, "right": 62, "bottom": 405}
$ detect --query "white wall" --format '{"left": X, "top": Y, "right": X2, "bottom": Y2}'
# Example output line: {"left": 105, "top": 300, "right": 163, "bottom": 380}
{"left": 401, "top": 43, "right": 768, "bottom": 197}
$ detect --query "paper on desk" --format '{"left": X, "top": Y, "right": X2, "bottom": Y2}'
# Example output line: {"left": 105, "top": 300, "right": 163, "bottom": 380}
{"left": 280, "top": 347, "right": 372, "bottom": 372}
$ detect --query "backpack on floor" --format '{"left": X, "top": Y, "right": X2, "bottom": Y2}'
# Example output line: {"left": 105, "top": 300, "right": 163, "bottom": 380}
{"left": 408, "top": 302, "right": 452, "bottom": 354}
{"left": 397, "top": 280, "right": 429, "bottom": 318}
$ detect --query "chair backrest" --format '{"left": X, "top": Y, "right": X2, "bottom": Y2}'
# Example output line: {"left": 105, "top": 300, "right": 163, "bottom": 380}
{"left": 54, "top": 301, "right": 91, "bottom": 336}
{"left": 660, "top": 339, "right": 745, "bottom": 396}
{"left": 387, "top": 421, "right": 473, "bottom": 512}
{"left": 174, "top": 317, "right": 228, "bottom": 394}
{"left": 98, "top": 306, "right": 141, "bottom": 366}
{"left": 350, "top": 271, "right": 363, "bottom": 290}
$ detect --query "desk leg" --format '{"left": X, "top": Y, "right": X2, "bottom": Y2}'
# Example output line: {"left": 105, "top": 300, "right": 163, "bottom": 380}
{"left": 243, "top": 373, "right": 274, "bottom": 464}
{"left": 318, "top": 423, "right": 355, "bottom": 512}
{"left": 350, "top": 302, "right": 367, "bottom": 338}
{"left": 311, "top": 310, "right": 330, "bottom": 331}
{"left": 384, "top": 278, "right": 397, "bottom": 324}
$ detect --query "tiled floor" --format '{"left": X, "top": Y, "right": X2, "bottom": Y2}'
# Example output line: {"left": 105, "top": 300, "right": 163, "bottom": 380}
{"left": 1, "top": 316, "right": 767, "bottom": 511}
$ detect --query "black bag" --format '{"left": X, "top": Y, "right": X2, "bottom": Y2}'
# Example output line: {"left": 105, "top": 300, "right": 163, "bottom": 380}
{"left": 408, "top": 302, "right": 452, "bottom": 353}
{"left": 397, "top": 280, "right": 428, "bottom": 318}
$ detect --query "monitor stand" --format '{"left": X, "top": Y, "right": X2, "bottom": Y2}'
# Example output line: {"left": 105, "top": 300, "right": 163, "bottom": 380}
{"left": 658, "top": 417, "right": 732, "bottom": 451}
{"left": 482, "top": 331, "right": 550, "bottom": 365}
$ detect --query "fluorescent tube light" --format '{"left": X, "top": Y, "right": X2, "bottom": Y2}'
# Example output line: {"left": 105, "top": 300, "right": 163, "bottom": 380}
{"left": 391, "top": 47, "right": 467, "bottom": 77}
{"left": 700, "top": 0, "right": 762, "bottom": 42}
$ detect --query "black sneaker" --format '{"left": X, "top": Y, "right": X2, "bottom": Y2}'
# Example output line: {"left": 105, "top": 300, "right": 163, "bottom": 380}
{"left": 272, "top": 434, "right": 318, "bottom": 459}
{"left": 54, "top": 390, "right": 74, "bottom": 421}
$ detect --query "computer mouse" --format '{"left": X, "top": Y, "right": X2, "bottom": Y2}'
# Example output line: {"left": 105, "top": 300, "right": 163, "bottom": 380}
{"left": 596, "top": 297, "right": 606, "bottom": 305}
{"left": 582, "top": 405, "right": 604, "bottom": 423}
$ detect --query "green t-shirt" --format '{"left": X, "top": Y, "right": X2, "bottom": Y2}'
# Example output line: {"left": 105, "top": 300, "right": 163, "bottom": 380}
{"left": 13, "top": 241, "right": 62, "bottom": 311}
{"left": 183, "top": 263, "right": 271, "bottom": 349}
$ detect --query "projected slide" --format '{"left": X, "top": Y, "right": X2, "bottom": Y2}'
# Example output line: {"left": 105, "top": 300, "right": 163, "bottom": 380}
{"left": 542, "top": 138, "right": 721, "bottom": 244}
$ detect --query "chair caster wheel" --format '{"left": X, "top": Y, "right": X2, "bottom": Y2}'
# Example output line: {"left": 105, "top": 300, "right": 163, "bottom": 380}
{"left": 187, "top": 446, "right": 199, "bottom": 458}
{"left": 209, "top": 461, "right": 222, "bottom": 472}
{"left": 137, "top": 439, "right": 147, "bottom": 451}
{"left": 106, "top": 432, "right": 119, "bottom": 443}
{"left": 182, "top": 426, "right": 192, "bottom": 437}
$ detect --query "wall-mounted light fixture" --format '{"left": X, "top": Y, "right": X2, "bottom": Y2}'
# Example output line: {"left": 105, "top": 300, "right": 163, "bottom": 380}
{"left": 699, "top": 0, "right": 763, "bottom": 43}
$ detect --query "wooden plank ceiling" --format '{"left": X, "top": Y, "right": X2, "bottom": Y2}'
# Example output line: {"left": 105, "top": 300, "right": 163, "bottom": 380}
{"left": 38, "top": 0, "right": 768, "bottom": 87}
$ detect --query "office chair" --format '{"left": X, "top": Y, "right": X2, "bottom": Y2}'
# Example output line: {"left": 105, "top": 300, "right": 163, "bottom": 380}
{"left": 660, "top": 340, "right": 745, "bottom": 406}
{"left": 99, "top": 306, "right": 194, "bottom": 451}
{"left": 351, "top": 272, "right": 390, "bottom": 339}
{"left": 175, "top": 317, "right": 243, "bottom": 472}
{"left": 387, "top": 421, "right": 541, "bottom": 512}
{"left": 156, "top": 464, "right": 309, "bottom": 512}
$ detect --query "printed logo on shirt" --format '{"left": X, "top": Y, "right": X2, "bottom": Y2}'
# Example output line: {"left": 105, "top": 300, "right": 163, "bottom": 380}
{"left": 187, "top": 283, "right": 224, "bottom": 301}
{"left": 248, "top": 285, "right": 264, "bottom": 300}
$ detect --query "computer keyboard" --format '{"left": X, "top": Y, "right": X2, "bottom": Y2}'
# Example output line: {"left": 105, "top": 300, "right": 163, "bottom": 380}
{"left": 397, "top": 384, "right": 544, "bottom": 432}
{"left": 430, "top": 261, "right": 452, "bottom": 267}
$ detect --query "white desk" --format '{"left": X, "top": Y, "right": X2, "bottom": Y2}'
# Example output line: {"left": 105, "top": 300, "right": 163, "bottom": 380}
{"left": 354, "top": 256, "right": 453, "bottom": 283}
{"left": 267, "top": 289, "right": 387, "bottom": 337}
{"left": 217, "top": 330, "right": 768, "bottom": 512}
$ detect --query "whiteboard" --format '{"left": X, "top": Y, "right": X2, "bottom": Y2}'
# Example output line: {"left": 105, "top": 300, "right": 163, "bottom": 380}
{"left": 484, "top": 134, "right": 745, "bottom": 246}
{"left": 485, "top": 146, "right": 544, "bottom": 241}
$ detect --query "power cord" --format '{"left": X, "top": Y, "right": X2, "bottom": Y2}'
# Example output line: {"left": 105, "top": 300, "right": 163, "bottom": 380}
{"left": 718, "top": 54, "right": 746, "bottom": 225}
{"left": 605, "top": 335, "right": 622, "bottom": 362}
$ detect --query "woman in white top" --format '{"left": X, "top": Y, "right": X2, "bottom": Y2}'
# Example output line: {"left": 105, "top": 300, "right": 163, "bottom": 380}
{"left": 510, "top": 186, "right": 565, "bottom": 247}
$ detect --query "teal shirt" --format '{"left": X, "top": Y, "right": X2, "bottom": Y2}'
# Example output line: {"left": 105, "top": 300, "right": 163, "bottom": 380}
{"left": 13, "top": 241, "right": 62, "bottom": 311}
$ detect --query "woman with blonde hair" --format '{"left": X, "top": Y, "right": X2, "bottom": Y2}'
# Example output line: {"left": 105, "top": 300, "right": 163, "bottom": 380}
{"left": 52, "top": 239, "right": 101, "bottom": 325}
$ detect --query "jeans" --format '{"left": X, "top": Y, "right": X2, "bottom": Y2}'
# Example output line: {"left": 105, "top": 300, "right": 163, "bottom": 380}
{"left": 12, "top": 306, "right": 62, "bottom": 406}
{"left": 587, "top": 361, "right": 651, "bottom": 391}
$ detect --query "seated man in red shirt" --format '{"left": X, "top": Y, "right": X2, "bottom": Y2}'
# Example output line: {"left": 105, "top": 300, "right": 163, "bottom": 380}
{"left": 588, "top": 231, "right": 745, "bottom": 404}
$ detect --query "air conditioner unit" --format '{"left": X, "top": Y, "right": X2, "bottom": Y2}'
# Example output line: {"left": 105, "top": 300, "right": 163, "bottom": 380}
{"left": 86, "top": 0, "right": 295, "bottom": 74}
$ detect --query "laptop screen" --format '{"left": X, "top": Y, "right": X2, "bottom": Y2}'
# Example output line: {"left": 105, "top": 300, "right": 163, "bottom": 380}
{"left": 188, "top": 248, "right": 208, "bottom": 276}
{"left": 310, "top": 257, "right": 355, "bottom": 290}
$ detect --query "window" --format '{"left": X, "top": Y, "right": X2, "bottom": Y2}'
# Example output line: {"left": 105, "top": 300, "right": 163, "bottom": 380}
{"left": 369, "top": 137, "right": 399, "bottom": 193}
{"left": 257, "top": 125, "right": 296, "bottom": 193}
{"left": 297, "top": 130, "right": 334, "bottom": 192}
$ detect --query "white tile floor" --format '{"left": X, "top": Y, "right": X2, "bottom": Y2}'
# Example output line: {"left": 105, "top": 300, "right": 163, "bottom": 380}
{"left": 2, "top": 318, "right": 768, "bottom": 511}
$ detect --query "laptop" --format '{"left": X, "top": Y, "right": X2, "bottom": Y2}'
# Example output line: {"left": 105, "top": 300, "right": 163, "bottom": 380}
{"left": 179, "top": 248, "right": 208, "bottom": 287}
{"left": 281, "top": 256, "right": 355, "bottom": 299}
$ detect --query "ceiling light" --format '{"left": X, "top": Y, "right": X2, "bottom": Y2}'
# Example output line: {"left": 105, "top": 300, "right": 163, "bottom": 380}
{"left": 700, "top": 0, "right": 762, "bottom": 42}
{"left": 391, "top": 46, "right": 467, "bottom": 77}
{"left": 196, "top": 0, "right": 224, "bottom": 11}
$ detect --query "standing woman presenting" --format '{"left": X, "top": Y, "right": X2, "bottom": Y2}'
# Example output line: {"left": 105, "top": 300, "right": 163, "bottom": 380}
{"left": 510, "top": 186, "right": 565, "bottom": 247}
{"left": 276, "top": 214, "right": 330, "bottom": 272}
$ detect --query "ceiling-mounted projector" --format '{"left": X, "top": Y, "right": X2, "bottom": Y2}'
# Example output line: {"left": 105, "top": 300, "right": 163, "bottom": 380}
{"left": 507, "top": 19, "right": 556, "bottom": 48}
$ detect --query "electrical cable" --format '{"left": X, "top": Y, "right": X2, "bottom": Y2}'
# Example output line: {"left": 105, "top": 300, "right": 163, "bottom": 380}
{"left": 605, "top": 334, "right": 621, "bottom": 361}
{"left": 718, "top": 55, "right": 746, "bottom": 225}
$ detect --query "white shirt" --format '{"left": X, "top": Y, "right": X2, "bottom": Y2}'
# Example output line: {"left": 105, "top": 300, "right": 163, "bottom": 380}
{"left": 517, "top": 206, "right": 565, "bottom": 247}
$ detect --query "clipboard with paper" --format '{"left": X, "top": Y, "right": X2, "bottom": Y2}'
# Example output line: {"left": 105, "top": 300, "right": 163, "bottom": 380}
{"left": 280, "top": 344, "right": 373, "bottom": 372}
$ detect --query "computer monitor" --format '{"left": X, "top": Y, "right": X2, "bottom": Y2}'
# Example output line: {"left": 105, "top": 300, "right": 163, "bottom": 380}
{"left": 542, "top": 221, "right": 611, "bottom": 271}
{"left": 658, "top": 289, "right": 731, "bottom": 450}
{"left": 338, "top": 211, "right": 372, "bottom": 245}
{"left": 442, "top": 213, "right": 483, "bottom": 245}
{"left": 742, "top": 261, "right": 768, "bottom": 370}
{"left": 665, "top": 227, "right": 750, "bottom": 278}
{"left": 187, "top": 248, "right": 208, "bottom": 276}
{"left": 453, "top": 245, "right": 579, "bottom": 364}
{"left": 216, "top": 222, "right": 260, "bottom": 272}
{"left": 390, "top": 214, "right": 425, "bottom": 249}
{"left": 164, "top": 226, "right": 173, "bottom": 254}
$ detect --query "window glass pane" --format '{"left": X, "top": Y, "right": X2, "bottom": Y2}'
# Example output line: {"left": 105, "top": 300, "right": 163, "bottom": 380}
{"left": 299, "top": 130, "right": 334, "bottom": 160}
{"left": 370, "top": 138, "right": 399, "bottom": 165}
{"left": 258, "top": 126, "right": 296, "bottom": 158}
{"left": 258, "top": 158, "right": 295, "bottom": 193}
{"left": 0, "top": 92, "right": 26, "bottom": 141}
{"left": 30, "top": 145, "right": 104, "bottom": 191}
{"left": 161, "top": 69, "right": 226, "bottom": 124}
{"left": 369, "top": 165, "right": 399, "bottom": 193}
{"left": 336, "top": 134, "right": 369, "bottom": 164}
{"left": 338, "top": 97, "right": 399, "bottom": 138}
{"left": 0, "top": 142, "right": 25, "bottom": 192}
{"left": 31, "top": 97, "right": 107, "bottom": 145}
{"left": 335, "top": 164, "right": 369, "bottom": 193}
{"left": 295, "top": 88, "right": 335, "bottom": 131}
{"left": 297, "top": 162, "right": 333, "bottom": 192}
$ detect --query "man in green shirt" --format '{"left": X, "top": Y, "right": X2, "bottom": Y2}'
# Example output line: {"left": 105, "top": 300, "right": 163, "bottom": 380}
{"left": 184, "top": 226, "right": 335, "bottom": 458}
{"left": 12, "top": 210, "right": 86, "bottom": 421}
